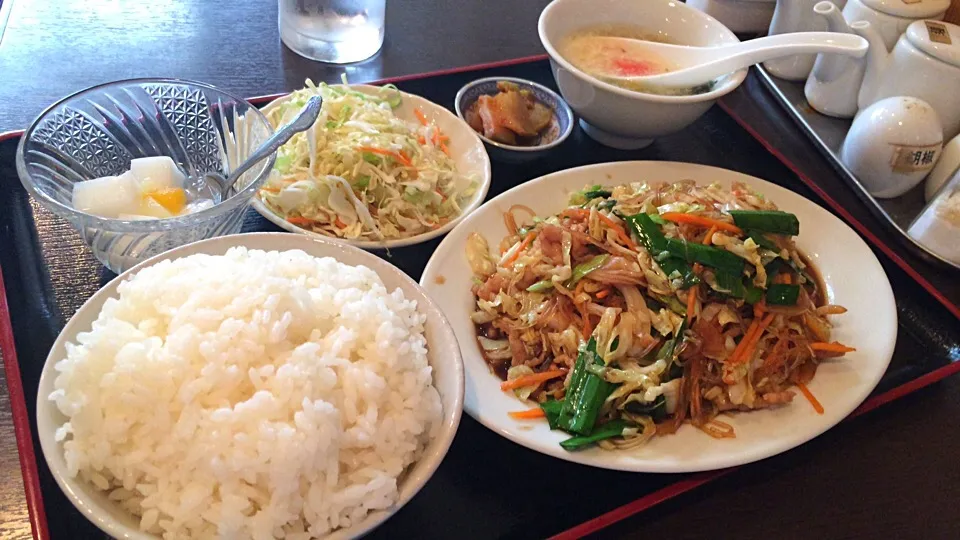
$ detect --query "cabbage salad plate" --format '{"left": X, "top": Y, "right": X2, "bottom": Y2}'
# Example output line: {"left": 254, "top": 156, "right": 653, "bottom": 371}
{"left": 253, "top": 84, "right": 491, "bottom": 249}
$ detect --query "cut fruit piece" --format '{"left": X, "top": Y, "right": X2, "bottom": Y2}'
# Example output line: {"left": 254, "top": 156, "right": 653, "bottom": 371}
{"left": 131, "top": 156, "right": 185, "bottom": 192}
{"left": 137, "top": 196, "right": 174, "bottom": 218}
{"left": 71, "top": 172, "right": 140, "bottom": 218}
{"left": 147, "top": 187, "right": 187, "bottom": 214}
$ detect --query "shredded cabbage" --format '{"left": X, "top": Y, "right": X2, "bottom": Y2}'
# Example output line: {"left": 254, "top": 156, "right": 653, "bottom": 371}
{"left": 259, "top": 79, "right": 477, "bottom": 241}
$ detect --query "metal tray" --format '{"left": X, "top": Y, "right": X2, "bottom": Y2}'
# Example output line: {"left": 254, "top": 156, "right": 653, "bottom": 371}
{"left": 2, "top": 58, "right": 960, "bottom": 540}
{"left": 755, "top": 66, "right": 960, "bottom": 272}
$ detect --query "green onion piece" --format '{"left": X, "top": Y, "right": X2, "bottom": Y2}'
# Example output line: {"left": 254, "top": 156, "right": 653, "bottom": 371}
{"left": 712, "top": 271, "right": 763, "bottom": 304}
{"left": 746, "top": 230, "right": 779, "bottom": 251}
{"left": 558, "top": 341, "right": 592, "bottom": 427}
{"left": 625, "top": 213, "right": 668, "bottom": 252}
{"left": 526, "top": 280, "right": 554, "bottom": 293}
{"left": 744, "top": 286, "right": 764, "bottom": 304}
{"left": 656, "top": 320, "right": 687, "bottom": 380}
{"left": 661, "top": 259, "right": 701, "bottom": 289}
{"left": 729, "top": 210, "right": 800, "bottom": 236}
{"left": 766, "top": 283, "right": 800, "bottom": 305}
{"left": 566, "top": 254, "right": 610, "bottom": 287}
{"left": 624, "top": 213, "right": 698, "bottom": 288}
{"left": 647, "top": 213, "right": 668, "bottom": 225}
{"left": 598, "top": 199, "right": 617, "bottom": 211}
{"left": 582, "top": 184, "right": 613, "bottom": 200}
{"left": 353, "top": 175, "right": 371, "bottom": 189}
{"left": 654, "top": 293, "right": 688, "bottom": 316}
{"left": 557, "top": 338, "right": 615, "bottom": 436}
{"left": 540, "top": 399, "right": 564, "bottom": 430}
{"left": 764, "top": 259, "right": 786, "bottom": 287}
{"left": 624, "top": 394, "right": 667, "bottom": 422}
{"left": 663, "top": 238, "right": 745, "bottom": 275}
{"left": 560, "top": 419, "right": 630, "bottom": 451}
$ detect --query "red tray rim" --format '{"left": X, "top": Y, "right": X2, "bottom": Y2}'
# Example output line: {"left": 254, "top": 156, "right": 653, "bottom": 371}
{"left": 2, "top": 55, "right": 959, "bottom": 540}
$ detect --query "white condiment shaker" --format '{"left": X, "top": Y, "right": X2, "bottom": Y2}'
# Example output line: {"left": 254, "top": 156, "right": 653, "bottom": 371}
{"left": 908, "top": 165, "right": 960, "bottom": 265}
{"left": 925, "top": 133, "right": 960, "bottom": 201}
{"left": 840, "top": 96, "right": 943, "bottom": 199}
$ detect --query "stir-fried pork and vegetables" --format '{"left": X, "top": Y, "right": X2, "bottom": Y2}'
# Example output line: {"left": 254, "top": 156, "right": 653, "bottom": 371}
{"left": 467, "top": 181, "right": 855, "bottom": 451}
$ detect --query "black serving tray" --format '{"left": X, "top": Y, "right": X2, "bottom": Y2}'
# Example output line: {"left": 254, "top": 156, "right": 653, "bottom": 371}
{"left": 1, "top": 58, "right": 958, "bottom": 540}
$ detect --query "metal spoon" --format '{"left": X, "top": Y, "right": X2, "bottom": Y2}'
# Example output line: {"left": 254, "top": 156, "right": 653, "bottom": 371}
{"left": 584, "top": 32, "right": 869, "bottom": 91}
{"left": 205, "top": 95, "right": 323, "bottom": 200}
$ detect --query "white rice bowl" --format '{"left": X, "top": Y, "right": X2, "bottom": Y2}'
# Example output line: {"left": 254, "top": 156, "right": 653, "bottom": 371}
{"left": 47, "top": 247, "right": 443, "bottom": 539}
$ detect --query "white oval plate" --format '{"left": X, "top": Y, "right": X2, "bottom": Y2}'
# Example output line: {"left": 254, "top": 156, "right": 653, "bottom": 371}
{"left": 420, "top": 161, "right": 896, "bottom": 473}
{"left": 252, "top": 85, "right": 492, "bottom": 249}
{"left": 36, "top": 232, "right": 464, "bottom": 540}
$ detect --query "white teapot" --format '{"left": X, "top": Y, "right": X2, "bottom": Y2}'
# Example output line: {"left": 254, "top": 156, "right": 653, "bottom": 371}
{"left": 855, "top": 19, "right": 960, "bottom": 140}
{"left": 843, "top": 0, "right": 949, "bottom": 51}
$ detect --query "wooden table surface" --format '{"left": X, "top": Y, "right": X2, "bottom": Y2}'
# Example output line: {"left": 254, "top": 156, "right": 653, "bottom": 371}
{"left": 1, "top": 0, "right": 959, "bottom": 538}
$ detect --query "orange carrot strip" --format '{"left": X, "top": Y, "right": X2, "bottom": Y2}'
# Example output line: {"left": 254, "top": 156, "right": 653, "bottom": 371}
{"left": 501, "top": 232, "right": 536, "bottom": 267}
{"left": 810, "top": 342, "right": 857, "bottom": 353}
{"left": 334, "top": 217, "right": 347, "bottom": 229}
{"left": 439, "top": 140, "right": 450, "bottom": 156}
{"left": 661, "top": 212, "right": 743, "bottom": 235}
{"left": 595, "top": 289, "right": 610, "bottom": 300}
{"left": 508, "top": 408, "right": 547, "bottom": 420}
{"left": 686, "top": 288, "right": 698, "bottom": 322}
{"left": 286, "top": 216, "right": 314, "bottom": 226}
{"left": 737, "top": 313, "right": 776, "bottom": 363}
{"left": 796, "top": 382, "right": 824, "bottom": 414}
{"left": 500, "top": 370, "right": 567, "bottom": 391}
{"left": 357, "top": 146, "right": 413, "bottom": 167}
{"left": 414, "top": 107, "right": 429, "bottom": 126}
{"left": 575, "top": 281, "right": 594, "bottom": 336}
{"left": 417, "top": 135, "right": 426, "bottom": 145}
{"left": 702, "top": 225, "right": 718, "bottom": 246}
{"left": 753, "top": 299, "right": 766, "bottom": 319}
{"left": 729, "top": 318, "right": 761, "bottom": 364}
{"left": 594, "top": 212, "right": 639, "bottom": 250}
{"left": 562, "top": 207, "right": 636, "bottom": 248}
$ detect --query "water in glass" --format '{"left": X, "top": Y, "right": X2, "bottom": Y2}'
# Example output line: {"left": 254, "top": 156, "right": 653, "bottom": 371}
{"left": 279, "top": 0, "right": 386, "bottom": 63}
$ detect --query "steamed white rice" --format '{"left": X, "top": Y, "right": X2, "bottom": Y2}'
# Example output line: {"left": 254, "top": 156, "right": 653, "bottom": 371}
{"left": 49, "top": 247, "right": 442, "bottom": 539}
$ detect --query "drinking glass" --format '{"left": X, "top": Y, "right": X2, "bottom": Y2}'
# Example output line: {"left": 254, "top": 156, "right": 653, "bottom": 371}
{"left": 279, "top": 0, "right": 386, "bottom": 63}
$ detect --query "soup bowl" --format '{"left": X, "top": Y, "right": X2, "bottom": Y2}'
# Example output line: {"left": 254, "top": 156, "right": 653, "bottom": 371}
{"left": 538, "top": 0, "right": 748, "bottom": 149}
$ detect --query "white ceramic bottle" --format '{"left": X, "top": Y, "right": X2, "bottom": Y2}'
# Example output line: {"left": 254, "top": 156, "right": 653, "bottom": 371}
{"left": 763, "top": 0, "right": 827, "bottom": 81}
{"left": 908, "top": 167, "right": 960, "bottom": 265}
{"left": 804, "top": 2, "right": 865, "bottom": 118}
